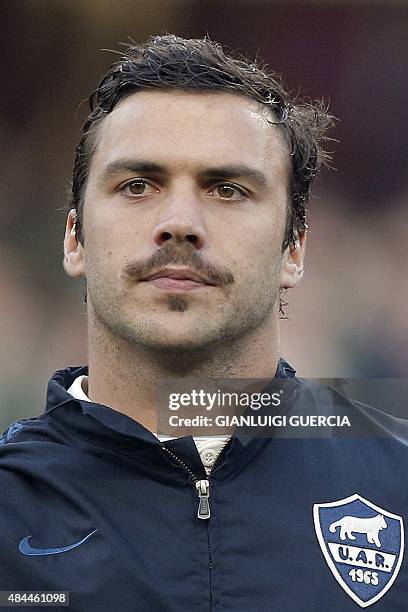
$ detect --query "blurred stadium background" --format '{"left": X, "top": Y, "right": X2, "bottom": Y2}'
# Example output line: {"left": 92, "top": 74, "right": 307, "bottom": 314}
{"left": 1, "top": 0, "right": 407, "bottom": 428}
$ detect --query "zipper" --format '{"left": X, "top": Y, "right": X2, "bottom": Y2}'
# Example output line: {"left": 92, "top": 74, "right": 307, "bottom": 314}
{"left": 160, "top": 437, "right": 232, "bottom": 520}
{"left": 160, "top": 439, "right": 232, "bottom": 612}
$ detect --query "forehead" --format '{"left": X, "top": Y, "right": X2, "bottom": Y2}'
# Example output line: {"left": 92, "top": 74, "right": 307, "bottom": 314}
{"left": 91, "top": 90, "right": 289, "bottom": 177}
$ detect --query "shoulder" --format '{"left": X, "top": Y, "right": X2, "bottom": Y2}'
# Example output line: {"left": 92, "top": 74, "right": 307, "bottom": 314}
{"left": 293, "top": 377, "right": 408, "bottom": 442}
{"left": 0, "top": 411, "right": 87, "bottom": 482}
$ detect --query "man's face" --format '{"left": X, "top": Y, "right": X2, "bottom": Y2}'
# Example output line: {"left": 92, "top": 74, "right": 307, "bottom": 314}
{"left": 64, "top": 90, "right": 304, "bottom": 353}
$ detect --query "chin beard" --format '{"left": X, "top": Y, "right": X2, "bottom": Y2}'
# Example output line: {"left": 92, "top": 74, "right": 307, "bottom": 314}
{"left": 89, "top": 281, "right": 278, "bottom": 367}
{"left": 166, "top": 295, "right": 189, "bottom": 312}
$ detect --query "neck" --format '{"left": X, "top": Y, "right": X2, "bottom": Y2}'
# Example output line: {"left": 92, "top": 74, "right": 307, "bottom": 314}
{"left": 87, "top": 315, "right": 280, "bottom": 433}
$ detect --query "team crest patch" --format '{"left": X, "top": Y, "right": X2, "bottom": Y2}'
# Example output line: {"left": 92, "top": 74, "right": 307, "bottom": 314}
{"left": 313, "top": 494, "right": 404, "bottom": 608}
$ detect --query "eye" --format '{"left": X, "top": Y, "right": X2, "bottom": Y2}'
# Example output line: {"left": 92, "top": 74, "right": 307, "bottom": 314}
{"left": 119, "top": 179, "right": 159, "bottom": 197}
{"left": 210, "top": 183, "right": 248, "bottom": 201}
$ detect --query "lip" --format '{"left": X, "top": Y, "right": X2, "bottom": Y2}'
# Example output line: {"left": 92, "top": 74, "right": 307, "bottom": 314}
{"left": 141, "top": 267, "right": 215, "bottom": 292}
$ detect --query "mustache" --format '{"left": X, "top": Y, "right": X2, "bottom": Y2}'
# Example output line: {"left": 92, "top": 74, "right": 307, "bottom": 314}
{"left": 122, "top": 244, "right": 234, "bottom": 287}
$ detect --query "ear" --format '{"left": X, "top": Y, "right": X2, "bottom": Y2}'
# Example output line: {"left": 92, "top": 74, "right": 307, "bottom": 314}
{"left": 280, "top": 230, "right": 306, "bottom": 289}
{"left": 63, "top": 209, "right": 85, "bottom": 278}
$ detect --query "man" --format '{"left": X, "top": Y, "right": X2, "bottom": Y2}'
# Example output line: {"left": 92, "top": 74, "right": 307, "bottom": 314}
{"left": 0, "top": 35, "right": 406, "bottom": 611}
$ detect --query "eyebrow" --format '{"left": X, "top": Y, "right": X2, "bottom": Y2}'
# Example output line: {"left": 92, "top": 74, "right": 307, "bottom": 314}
{"left": 100, "top": 158, "right": 268, "bottom": 189}
{"left": 199, "top": 166, "right": 267, "bottom": 189}
{"left": 100, "top": 160, "right": 165, "bottom": 184}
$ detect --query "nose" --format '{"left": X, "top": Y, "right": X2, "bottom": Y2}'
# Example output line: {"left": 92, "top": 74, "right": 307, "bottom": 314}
{"left": 152, "top": 191, "right": 207, "bottom": 249}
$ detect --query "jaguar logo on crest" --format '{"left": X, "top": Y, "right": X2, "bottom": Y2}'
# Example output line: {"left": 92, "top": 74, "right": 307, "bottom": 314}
{"left": 313, "top": 494, "right": 404, "bottom": 608}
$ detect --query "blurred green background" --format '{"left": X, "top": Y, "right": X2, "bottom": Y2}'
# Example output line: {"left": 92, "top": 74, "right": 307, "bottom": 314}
{"left": 1, "top": 0, "right": 407, "bottom": 429}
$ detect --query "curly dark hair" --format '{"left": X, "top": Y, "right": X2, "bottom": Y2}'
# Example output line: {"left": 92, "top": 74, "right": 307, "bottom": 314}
{"left": 69, "top": 34, "right": 334, "bottom": 315}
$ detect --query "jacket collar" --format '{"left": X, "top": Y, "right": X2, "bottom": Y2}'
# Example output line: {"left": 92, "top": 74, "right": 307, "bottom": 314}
{"left": 44, "top": 357, "right": 298, "bottom": 448}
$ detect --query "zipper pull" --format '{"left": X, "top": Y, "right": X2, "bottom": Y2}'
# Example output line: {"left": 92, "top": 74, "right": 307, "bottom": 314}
{"left": 196, "top": 479, "right": 210, "bottom": 519}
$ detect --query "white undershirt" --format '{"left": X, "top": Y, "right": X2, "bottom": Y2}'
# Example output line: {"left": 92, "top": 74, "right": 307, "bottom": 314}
{"left": 67, "top": 375, "right": 230, "bottom": 475}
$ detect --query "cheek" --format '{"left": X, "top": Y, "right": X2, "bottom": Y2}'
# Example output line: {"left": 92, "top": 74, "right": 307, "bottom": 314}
{"left": 221, "top": 221, "right": 283, "bottom": 275}
{"left": 82, "top": 227, "right": 123, "bottom": 286}
{"left": 83, "top": 206, "right": 149, "bottom": 268}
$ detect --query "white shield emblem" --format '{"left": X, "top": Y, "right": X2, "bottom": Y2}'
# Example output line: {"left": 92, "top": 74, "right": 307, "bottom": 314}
{"left": 313, "top": 493, "right": 404, "bottom": 608}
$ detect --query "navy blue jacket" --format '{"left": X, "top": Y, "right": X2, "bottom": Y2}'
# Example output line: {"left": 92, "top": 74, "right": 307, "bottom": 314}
{"left": 0, "top": 359, "right": 407, "bottom": 611}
